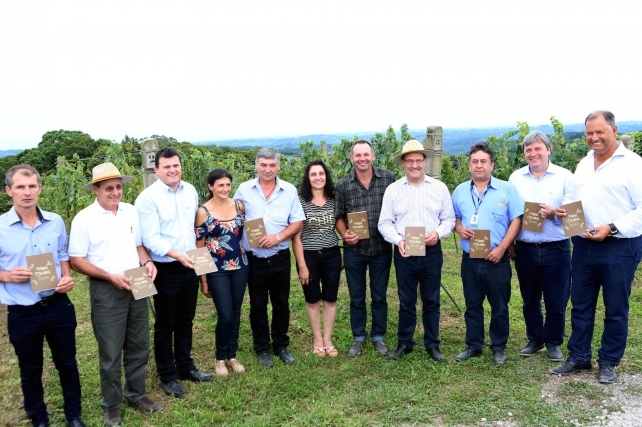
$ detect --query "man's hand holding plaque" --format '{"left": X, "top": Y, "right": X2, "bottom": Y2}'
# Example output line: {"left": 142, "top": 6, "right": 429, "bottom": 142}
{"left": 187, "top": 247, "right": 218, "bottom": 275}
{"left": 557, "top": 201, "right": 586, "bottom": 237}
{"left": 245, "top": 218, "right": 266, "bottom": 248}
{"left": 124, "top": 266, "right": 158, "bottom": 300}
{"left": 469, "top": 230, "right": 491, "bottom": 259}
{"left": 347, "top": 211, "right": 369, "bottom": 239}
{"left": 26, "top": 253, "right": 57, "bottom": 292}
{"left": 404, "top": 227, "right": 426, "bottom": 256}
{"left": 522, "top": 201, "right": 544, "bottom": 233}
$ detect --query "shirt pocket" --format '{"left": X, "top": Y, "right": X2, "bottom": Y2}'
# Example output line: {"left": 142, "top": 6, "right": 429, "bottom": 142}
{"left": 491, "top": 202, "right": 509, "bottom": 229}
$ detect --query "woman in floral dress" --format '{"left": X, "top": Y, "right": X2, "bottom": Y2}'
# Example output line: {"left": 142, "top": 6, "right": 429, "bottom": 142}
{"left": 195, "top": 169, "right": 249, "bottom": 376}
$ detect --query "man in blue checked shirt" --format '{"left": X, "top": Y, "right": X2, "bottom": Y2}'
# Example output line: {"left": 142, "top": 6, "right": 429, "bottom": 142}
{"left": 452, "top": 143, "right": 523, "bottom": 365}
{"left": 0, "top": 164, "right": 87, "bottom": 427}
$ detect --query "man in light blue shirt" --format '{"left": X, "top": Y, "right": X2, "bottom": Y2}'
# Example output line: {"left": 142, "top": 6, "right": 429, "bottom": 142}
{"left": 509, "top": 131, "right": 573, "bottom": 363}
{"left": 452, "top": 143, "right": 523, "bottom": 365}
{"left": 0, "top": 164, "right": 86, "bottom": 427}
{"left": 135, "top": 147, "right": 212, "bottom": 398}
{"left": 234, "top": 148, "right": 305, "bottom": 367}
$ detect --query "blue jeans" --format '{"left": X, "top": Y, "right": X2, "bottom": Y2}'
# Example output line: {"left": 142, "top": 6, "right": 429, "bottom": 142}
{"left": 567, "top": 235, "right": 642, "bottom": 366}
{"left": 8, "top": 293, "right": 82, "bottom": 425}
{"left": 514, "top": 239, "right": 571, "bottom": 347}
{"left": 343, "top": 248, "right": 392, "bottom": 342}
{"left": 206, "top": 267, "right": 249, "bottom": 360}
{"left": 394, "top": 243, "right": 442, "bottom": 350}
{"left": 460, "top": 252, "right": 512, "bottom": 351}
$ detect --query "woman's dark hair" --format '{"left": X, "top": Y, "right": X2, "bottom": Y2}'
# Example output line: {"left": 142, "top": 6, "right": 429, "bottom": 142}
{"left": 299, "top": 160, "right": 335, "bottom": 202}
{"left": 207, "top": 168, "right": 233, "bottom": 199}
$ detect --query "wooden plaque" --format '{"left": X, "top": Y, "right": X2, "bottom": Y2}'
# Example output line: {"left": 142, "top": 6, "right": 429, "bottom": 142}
{"left": 187, "top": 247, "right": 218, "bottom": 275}
{"left": 347, "top": 211, "right": 370, "bottom": 239}
{"left": 125, "top": 266, "right": 158, "bottom": 300}
{"left": 559, "top": 201, "right": 586, "bottom": 237}
{"left": 469, "top": 230, "right": 491, "bottom": 259}
{"left": 404, "top": 227, "right": 426, "bottom": 256}
{"left": 245, "top": 218, "right": 266, "bottom": 248}
{"left": 26, "top": 252, "right": 57, "bottom": 292}
{"left": 522, "top": 202, "right": 544, "bottom": 233}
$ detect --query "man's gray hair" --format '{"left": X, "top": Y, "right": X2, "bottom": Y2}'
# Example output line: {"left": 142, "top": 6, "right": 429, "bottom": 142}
{"left": 522, "top": 131, "right": 552, "bottom": 151}
{"left": 5, "top": 164, "right": 42, "bottom": 187}
{"left": 585, "top": 110, "right": 615, "bottom": 126}
{"left": 255, "top": 147, "right": 280, "bottom": 165}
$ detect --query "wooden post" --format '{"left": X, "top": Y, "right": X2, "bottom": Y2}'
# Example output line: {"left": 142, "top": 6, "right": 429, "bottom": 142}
{"left": 422, "top": 126, "right": 443, "bottom": 180}
{"left": 141, "top": 138, "right": 158, "bottom": 188}
{"left": 621, "top": 135, "right": 635, "bottom": 151}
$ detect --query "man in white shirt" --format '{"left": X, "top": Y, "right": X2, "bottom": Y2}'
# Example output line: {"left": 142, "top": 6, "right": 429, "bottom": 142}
{"left": 378, "top": 140, "right": 455, "bottom": 362}
{"left": 69, "top": 163, "right": 161, "bottom": 426}
{"left": 135, "top": 147, "right": 212, "bottom": 398}
{"left": 552, "top": 111, "right": 642, "bottom": 383}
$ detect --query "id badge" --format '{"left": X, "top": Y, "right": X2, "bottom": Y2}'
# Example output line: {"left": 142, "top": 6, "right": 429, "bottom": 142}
{"left": 471, "top": 214, "right": 479, "bottom": 225}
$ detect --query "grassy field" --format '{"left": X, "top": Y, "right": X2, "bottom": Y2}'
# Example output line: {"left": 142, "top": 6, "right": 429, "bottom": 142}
{"left": 1, "top": 236, "right": 641, "bottom": 427}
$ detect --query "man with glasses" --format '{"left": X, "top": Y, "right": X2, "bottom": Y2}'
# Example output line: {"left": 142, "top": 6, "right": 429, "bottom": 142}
{"left": 452, "top": 143, "right": 523, "bottom": 364}
{"left": 378, "top": 140, "right": 455, "bottom": 361}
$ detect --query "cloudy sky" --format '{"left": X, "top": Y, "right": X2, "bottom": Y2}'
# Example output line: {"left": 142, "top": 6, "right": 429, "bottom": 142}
{"left": 0, "top": 0, "right": 639, "bottom": 150}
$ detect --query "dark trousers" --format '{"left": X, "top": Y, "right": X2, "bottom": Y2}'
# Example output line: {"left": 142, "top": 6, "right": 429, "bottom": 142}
{"left": 299, "top": 246, "right": 342, "bottom": 304}
{"left": 90, "top": 279, "right": 149, "bottom": 409}
{"left": 343, "top": 248, "right": 392, "bottom": 342}
{"left": 206, "top": 267, "right": 249, "bottom": 360}
{"left": 567, "top": 235, "right": 642, "bottom": 366}
{"left": 247, "top": 249, "right": 291, "bottom": 353}
{"left": 7, "top": 293, "right": 82, "bottom": 425}
{"left": 153, "top": 261, "right": 199, "bottom": 382}
{"left": 461, "top": 252, "right": 512, "bottom": 351}
{"left": 514, "top": 240, "right": 571, "bottom": 347}
{"left": 394, "top": 243, "right": 442, "bottom": 350}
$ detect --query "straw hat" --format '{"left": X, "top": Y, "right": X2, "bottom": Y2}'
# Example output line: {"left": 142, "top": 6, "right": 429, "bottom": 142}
{"left": 82, "top": 162, "right": 133, "bottom": 191}
{"left": 393, "top": 140, "right": 435, "bottom": 164}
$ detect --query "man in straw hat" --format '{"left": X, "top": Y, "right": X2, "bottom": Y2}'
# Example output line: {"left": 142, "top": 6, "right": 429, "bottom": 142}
{"left": 69, "top": 163, "right": 162, "bottom": 426}
{"left": 1, "top": 164, "right": 87, "bottom": 427}
{"left": 378, "top": 140, "right": 455, "bottom": 361}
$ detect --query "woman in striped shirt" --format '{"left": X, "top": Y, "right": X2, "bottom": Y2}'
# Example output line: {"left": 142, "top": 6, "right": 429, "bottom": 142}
{"left": 292, "top": 160, "right": 342, "bottom": 357}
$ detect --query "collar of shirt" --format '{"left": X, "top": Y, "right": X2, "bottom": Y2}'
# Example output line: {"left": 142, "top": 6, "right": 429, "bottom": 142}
{"left": 89, "top": 199, "right": 124, "bottom": 215}
{"left": 5, "top": 206, "right": 48, "bottom": 226}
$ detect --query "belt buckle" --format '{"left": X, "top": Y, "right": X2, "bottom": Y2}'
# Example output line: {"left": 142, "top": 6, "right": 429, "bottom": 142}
{"left": 40, "top": 296, "right": 51, "bottom": 306}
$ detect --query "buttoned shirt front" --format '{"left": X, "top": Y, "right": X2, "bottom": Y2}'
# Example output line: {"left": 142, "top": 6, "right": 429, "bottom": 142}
{"left": 135, "top": 179, "right": 199, "bottom": 262}
{"left": 0, "top": 207, "right": 68, "bottom": 306}
{"left": 335, "top": 166, "right": 395, "bottom": 256}
{"left": 564, "top": 143, "right": 642, "bottom": 238}
{"left": 509, "top": 162, "right": 573, "bottom": 243}
{"left": 378, "top": 175, "right": 455, "bottom": 245}
{"left": 68, "top": 200, "right": 141, "bottom": 275}
{"left": 234, "top": 176, "right": 305, "bottom": 258}
{"left": 452, "top": 176, "right": 524, "bottom": 253}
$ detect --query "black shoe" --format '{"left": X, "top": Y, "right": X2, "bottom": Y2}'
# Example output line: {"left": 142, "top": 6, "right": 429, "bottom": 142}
{"left": 427, "top": 347, "right": 445, "bottom": 362}
{"left": 547, "top": 345, "right": 564, "bottom": 362}
{"left": 454, "top": 347, "right": 482, "bottom": 361}
{"left": 276, "top": 348, "right": 295, "bottom": 364}
{"left": 178, "top": 369, "right": 213, "bottom": 382}
{"left": 492, "top": 349, "right": 507, "bottom": 365}
{"left": 160, "top": 380, "right": 186, "bottom": 398}
{"left": 66, "top": 420, "right": 88, "bottom": 427}
{"left": 597, "top": 365, "right": 617, "bottom": 383}
{"left": 549, "top": 360, "right": 592, "bottom": 375}
{"left": 519, "top": 340, "right": 545, "bottom": 357}
{"left": 387, "top": 344, "right": 412, "bottom": 361}
{"left": 257, "top": 351, "right": 274, "bottom": 367}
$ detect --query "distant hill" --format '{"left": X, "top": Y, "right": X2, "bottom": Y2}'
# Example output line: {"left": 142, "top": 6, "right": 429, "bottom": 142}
{"left": 195, "top": 121, "right": 642, "bottom": 155}
{"left": 0, "top": 149, "right": 21, "bottom": 158}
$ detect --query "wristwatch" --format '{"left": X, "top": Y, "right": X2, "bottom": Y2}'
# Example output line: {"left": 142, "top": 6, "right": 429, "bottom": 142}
{"left": 608, "top": 223, "right": 618, "bottom": 236}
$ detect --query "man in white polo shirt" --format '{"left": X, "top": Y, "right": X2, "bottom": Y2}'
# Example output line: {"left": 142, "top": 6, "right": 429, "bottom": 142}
{"left": 69, "top": 163, "right": 162, "bottom": 427}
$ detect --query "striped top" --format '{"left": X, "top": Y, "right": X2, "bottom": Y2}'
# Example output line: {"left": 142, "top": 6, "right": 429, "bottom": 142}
{"left": 299, "top": 196, "right": 339, "bottom": 250}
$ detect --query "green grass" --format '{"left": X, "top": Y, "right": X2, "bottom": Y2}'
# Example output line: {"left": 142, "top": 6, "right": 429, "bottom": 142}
{"left": 1, "top": 237, "right": 641, "bottom": 426}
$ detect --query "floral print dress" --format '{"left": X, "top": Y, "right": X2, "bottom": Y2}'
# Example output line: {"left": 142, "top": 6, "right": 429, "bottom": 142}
{"left": 195, "top": 201, "right": 248, "bottom": 271}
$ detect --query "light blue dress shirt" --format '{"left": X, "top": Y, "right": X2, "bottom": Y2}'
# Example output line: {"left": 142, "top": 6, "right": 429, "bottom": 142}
{"left": 452, "top": 177, "right": 524, "bottom": 253}
{"left": 135, "top": 179, "right": 199, "bottom": 263}
{"left": 508, "top": 162, "right": 573, "bottom": 243}
{"left": 234, "top": 177, "right": 305, "bottom": 258}
{"left": 0, "top": 207, "right": 68, "bottom": 305}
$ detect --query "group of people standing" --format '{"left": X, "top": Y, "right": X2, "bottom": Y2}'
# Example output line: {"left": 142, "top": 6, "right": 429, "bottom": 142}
{"left": 1, "top": 110, "right": 641, "bottom": 427}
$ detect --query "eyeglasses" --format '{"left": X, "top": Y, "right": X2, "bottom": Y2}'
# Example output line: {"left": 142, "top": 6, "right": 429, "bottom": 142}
{"left": 103, "top": 184, "right": 123, "bottom": 192}
{"left": 403, "top": 159, "right": 426, "bottom": 165}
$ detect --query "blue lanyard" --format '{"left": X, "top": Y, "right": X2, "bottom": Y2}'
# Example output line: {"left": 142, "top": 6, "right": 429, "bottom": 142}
{"left": 470, "top": 183, "right": 489, "bottom": 215}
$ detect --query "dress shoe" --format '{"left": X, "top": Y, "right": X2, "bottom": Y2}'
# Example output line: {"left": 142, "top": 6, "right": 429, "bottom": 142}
{"left": 549, "top": 360, "right": 592, "bottom": 375}
{"left": 597, "top": 365, "right": 617, "bottom": 383}
{"left": 492, "top": 349, "right": 507, "bottom": 364}
{"left": 128, "top": 396, "right": 163, "bottom": 412}
{"left": 277, "top": 348, "right": 295, "bottom": 364}
{"left": 103, "top": 407, "right": 122, "bottom": 426}
{"left": 547, "top": 345, "right": 564, "bottom": 362}
{"left": 66, "top": 420, "right": 88, "bottom": 427}
{"left": 455, "top": 347, "right": 482, "bottom": 361}
{"left": 257, "top": 351, "right": 274, "bottom": 367}
{"left": 373, "top": 340, "right": 389, "bottom": 356}
{"left": 160, "top": 380, "right": 186, "bottom": 398}
{"left": 427, "top": 347, "right": 445, "bottom": 362}
{"left": 347, "top": 341, "right": 364, "bottom": 357}
{"left": 178, "top": 369, "right": 213, "bottom": 382}
{"left": 519, "top": 340, "right": 545, "bottom": 357}
{"left": 387, "top": 344, "right": 412, "bottom": 360}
